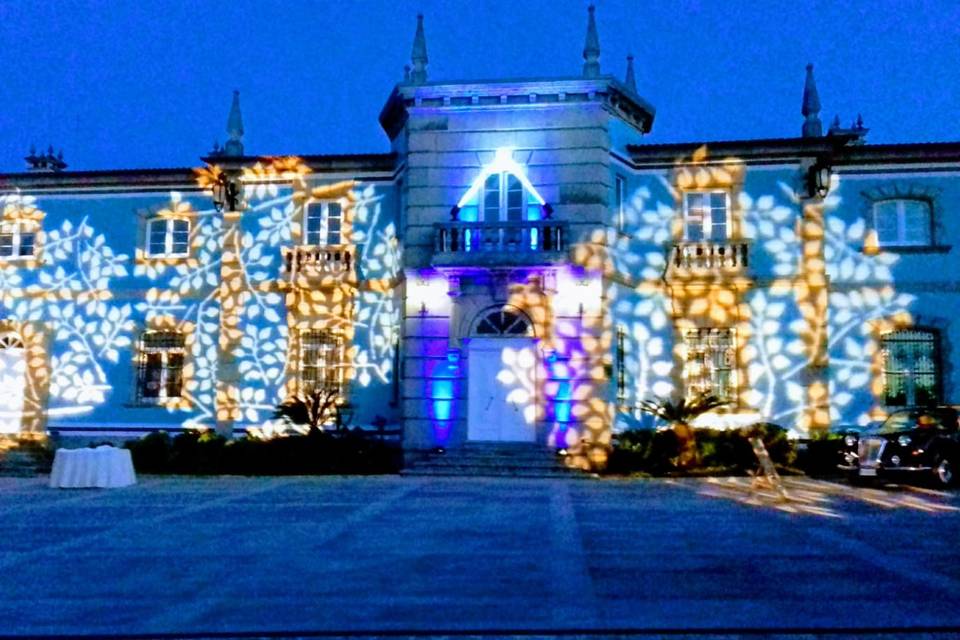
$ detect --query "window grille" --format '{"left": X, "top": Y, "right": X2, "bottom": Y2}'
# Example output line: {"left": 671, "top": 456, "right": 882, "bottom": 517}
{"left": 881, "top": 329, "right": 939, "bottom": 406}
{"left": 684, "top": 328, "right": 735, "bottom": 401}
{"left": 616, "top": 325, "right": 627, "bottom": 403}
{"left": 136, "top": 330, "right": 186, "bottom": 403}
{"left": 300, "top": 330, "right": 343, "bottom": 394}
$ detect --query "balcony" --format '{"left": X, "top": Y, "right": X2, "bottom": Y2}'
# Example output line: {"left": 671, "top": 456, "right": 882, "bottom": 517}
{"left": 433, "top": 220, "right": 569, "bottom": 267}
{"left": 282, "top": 245, "right": 355, "bottom": 285}
{"left": 668, "top": 241, "right": 749, "bottom": 276}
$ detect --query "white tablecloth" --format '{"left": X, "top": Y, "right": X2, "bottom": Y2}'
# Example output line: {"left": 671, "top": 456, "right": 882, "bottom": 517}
{"left": 49, "top": 446, "right": 137, "bottom": 489}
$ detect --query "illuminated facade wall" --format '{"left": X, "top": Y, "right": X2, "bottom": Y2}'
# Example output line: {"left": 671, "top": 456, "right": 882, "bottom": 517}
{"left": 0, "top": 157, "right": 401, "bottom": 437}
{"left": 2, "top": 72, "right": 958, "bottom": 471}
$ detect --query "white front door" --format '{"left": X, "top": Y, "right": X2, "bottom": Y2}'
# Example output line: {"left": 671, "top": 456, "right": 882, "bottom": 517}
{"left": 467, "top": 337, "right": 537, "bottom": 442}
{"left": 0, "top": 334, "right": 26, "bottom": 434}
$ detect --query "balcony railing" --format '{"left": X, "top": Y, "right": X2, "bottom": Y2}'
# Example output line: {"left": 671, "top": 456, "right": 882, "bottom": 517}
{"left": 282, "top": 245, "right": 354, "bottom": 281}
{"left": 433, "top": 220, "right": 568, "bottom": 266}
{"left": 670, "top": 241, "right": 749, "bottom": 272}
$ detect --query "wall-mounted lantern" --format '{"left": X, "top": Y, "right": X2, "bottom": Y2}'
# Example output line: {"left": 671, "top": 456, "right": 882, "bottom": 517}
{"left": 807, "top": 160, "right": 832, "bottom": 199}
{"left": 211, "top": 171, "right": 242, "bottom": 213}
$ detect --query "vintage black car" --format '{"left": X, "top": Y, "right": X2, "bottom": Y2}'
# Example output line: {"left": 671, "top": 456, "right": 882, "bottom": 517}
{"left": 839, "top": 407, "right": 959, "bottom": 487}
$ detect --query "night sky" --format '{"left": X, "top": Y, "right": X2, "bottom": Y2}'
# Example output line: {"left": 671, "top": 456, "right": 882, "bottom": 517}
{"left": 1, "top": 0, "right": 958, "bottom": 173}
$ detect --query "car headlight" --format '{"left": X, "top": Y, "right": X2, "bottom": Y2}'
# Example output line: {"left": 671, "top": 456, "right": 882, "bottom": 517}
{"left": 898, "top": 434, "right": 911, "bottom": 447}
{"left": 844, "top": 434, "right": 857, "bottom": 447}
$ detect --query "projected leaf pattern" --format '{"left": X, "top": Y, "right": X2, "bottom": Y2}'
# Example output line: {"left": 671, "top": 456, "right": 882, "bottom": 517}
{"left": 606, "top": 176, "right": 915, "bottom": 435}
{"left": 0, "top": 195, "right": 134, "bottom": 414}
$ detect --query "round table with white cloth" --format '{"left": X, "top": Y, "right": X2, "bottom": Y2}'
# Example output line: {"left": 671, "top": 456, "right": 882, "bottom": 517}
{"left": 49, "top": 446, "right": 137, "bottom": 489}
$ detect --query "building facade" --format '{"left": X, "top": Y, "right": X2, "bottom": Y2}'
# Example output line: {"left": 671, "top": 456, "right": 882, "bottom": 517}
{"left": 1, "top": 10, "right": 958, "bottom": 469}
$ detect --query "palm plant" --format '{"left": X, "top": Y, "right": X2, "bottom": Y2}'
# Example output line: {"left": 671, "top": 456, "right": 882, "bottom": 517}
{"left": 273, "top": 388, "right": 342, "bottom": 434}
{"left": 636, "top": 393, "right": 729, "bottom": 468}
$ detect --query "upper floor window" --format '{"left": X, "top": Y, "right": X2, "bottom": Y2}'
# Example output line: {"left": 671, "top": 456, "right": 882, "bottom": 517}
{"left": 873, "top": 199, "right": 932, "bottom": 246}
{"left": 136, "top": 330, "right": 185, "bottom": 404}
{"left": 684, "top": 327, "right": 735, "bottom": 402}
{"left": 304, "top": 202, "right": 342, "bottom": 246}
{"left": 881, "top": 329, "right": 940, "bottom": 407}
{"left": 615, "top": 175, "right": 626, "bottom": 233}
{"left": 146, "top": 217, "right": 190, "bottom": 257}
{"left": 458, "top": 171, "right": 542, "bottom": 223}
{"left": 683, "top": 192, "right": 728, "bottom": 241}
{"left": 0, "top": 222, "right": 36, "bottom": 260}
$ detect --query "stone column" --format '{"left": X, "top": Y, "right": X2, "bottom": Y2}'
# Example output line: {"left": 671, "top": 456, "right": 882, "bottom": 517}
{"left": 797, "top": 199, "right": 830, "bottom": 436}
{"left": 215, "top": 209, "right": 243, "bottom": 436}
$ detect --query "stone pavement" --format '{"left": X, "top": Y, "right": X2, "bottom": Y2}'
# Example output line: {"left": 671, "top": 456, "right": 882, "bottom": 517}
{"left": 0, "top": 475, "right": 958, "bottom": 638}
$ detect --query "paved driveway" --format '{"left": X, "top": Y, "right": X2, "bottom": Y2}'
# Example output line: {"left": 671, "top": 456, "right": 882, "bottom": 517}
{"left": 0, "top": 475, "right": 958, "bottom": 637}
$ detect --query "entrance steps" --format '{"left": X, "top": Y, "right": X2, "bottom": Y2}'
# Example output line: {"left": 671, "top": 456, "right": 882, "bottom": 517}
{"left": 401, "top": 442, "right": 581, "bottom": 478}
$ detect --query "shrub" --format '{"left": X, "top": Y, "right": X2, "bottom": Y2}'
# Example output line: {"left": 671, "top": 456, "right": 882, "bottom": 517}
{"left": 125, "top": 427, "right": 400, "bottom": 475}
{"left": 607, "top": 422, "right": 797, "bottom": 476}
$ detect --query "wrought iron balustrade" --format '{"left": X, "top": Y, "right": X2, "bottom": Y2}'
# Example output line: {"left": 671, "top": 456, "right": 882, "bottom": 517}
{"left": 670, "top": 241, "right": 749, "bottom": 272}
{"left": 434, "top": 220, "right": 568, "bottom": 265}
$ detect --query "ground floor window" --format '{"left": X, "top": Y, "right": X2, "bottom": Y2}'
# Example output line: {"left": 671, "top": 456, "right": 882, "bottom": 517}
{"left": 881, "top": 329, "right": 940, "bottom": 406}
{"left": 300, "top": 330, "right": 343, "bottom": 395}
{"left": 136, "top": 331, "right": 185, "bottom": 403}
{"left": 683, "top": 327, "right": 735, "bottom": 401}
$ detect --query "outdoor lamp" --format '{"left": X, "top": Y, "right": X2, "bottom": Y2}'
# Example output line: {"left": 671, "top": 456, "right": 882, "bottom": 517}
{"left": 211, "top": 172, "right": 241, "bottom": 212}
{"left": 808, "top": 160, "right": 831, "bottom": 199}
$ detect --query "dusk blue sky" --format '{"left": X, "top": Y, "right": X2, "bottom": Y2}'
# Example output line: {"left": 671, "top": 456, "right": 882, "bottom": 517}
{"left": 1, "top": 0, "right": 958, "bottom": 173}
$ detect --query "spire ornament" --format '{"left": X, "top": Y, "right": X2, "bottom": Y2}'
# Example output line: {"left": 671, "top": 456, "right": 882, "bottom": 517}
{"left": 624, "top": 54, "right": 637, "bottom": 92}
{"left": 224, "top": 90, "right": 244, "bottom": 157}
{"left": 801, "top": 64, "right": 822, "bottom": 138}
{"left": 410, "top": 14, "right": 428, "bottom": 84}
{"left": 582, "top": 5, "right": 600, "bottom": 78}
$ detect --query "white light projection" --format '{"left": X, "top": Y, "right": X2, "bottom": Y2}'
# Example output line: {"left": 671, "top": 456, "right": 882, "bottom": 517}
{"left": 0, "top": 194, "right": 134, "bottom": 416}
{"left": 607, "top": 170, "right": 916, "bottom": 436}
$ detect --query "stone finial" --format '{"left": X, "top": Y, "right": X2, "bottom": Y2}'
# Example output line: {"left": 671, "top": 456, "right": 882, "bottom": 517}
{"left": 801, "top": 63, "right": 822, "bottom": 138}
{"left": 224, "top": 90, "right": 244, "bottom": 157}
{"left": 582, "top": 5, "right": 600, "bottom": 78}
{"left": 410, "top": 14, "right": 428, "bottom": 84}
{"left": 624, "top": 54, "right": 637, "bottom": 92}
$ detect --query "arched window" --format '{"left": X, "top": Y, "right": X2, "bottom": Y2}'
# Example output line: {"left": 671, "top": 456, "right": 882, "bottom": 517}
{"left": 146, "top": 217, "right": 190, "bottom": 257}
{"left": 881, "top": 329, "right": 940, "bottom": 406}
{"left": 459, "top": 171, "right": 542, "bottom": 223}
{"left": 472, "top": 307, "right": 533, "bottom": 336}
{"left": 873, "top": 199, "right": 932, "bottom": 246}
{"left": 0, "top": 332, "right": 24, "bottom": 350}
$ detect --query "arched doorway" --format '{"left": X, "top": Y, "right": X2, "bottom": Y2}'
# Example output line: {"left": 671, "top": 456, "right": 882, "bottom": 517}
{"left": 0, "top": 332, "right": 26, "bottom": 434}
{"left": 467, "top": 306, "right": 537, "bottom": 442}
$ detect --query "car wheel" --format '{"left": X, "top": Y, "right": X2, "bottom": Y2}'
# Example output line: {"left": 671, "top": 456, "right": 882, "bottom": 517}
{"left": 933, "top": 457, "right": 955, "bottom": 487}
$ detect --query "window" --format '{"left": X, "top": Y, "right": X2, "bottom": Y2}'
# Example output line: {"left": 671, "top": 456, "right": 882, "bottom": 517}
{"left": 881, "top": 329, "right": 940, "bottom": 406}
{"left": 684, "top": 328, "right": 735, "bottom": 402}
{"left": 300, "top": 330, "right": 343, "bottom": 394}
{"left": 146, "top": 218, "right": 190, "bottom": 257}
{"left": 0, "top": 222, "right": 36, "bottom": 260}
{"left": 683, "top": 192, "right": 728, "bottom": 241}
{"left": 458, "top": 172, "right": 542, "bottom": 223}
{"left": 873, "top": 199, "right": 932, "bottom": 246}
{"left": 473, "top": 308, "right": 532, "bottom": 336}
{"left": 136, "top": 331, "right": 185, "bottom": 404}
{"left": 615, "top": 175, "right": 626, "bottom": 233}
{"left": 304, "top": 202, "right": 343, "bottom": 246}
{"left": 616, "top": 324, "right": 627, "bottom": 403}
